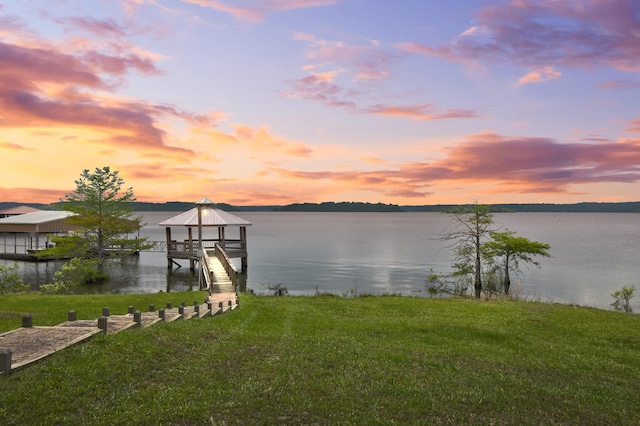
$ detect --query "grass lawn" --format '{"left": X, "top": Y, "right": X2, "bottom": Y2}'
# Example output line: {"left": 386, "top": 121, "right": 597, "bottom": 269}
{"left": 1, "top": 293, "right": 639, "bottom": 425}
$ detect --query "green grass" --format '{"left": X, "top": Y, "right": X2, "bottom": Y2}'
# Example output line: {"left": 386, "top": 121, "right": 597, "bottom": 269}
{"left": 0, "top": 291, "right": 210, "bottom": 333}
{"left": 1, "top": 294, "right": 639, "bottom": 425}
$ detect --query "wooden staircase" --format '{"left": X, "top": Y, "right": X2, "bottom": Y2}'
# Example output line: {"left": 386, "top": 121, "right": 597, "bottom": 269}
{"left": 207, "top": 256, "right": 235, "bottom": 293}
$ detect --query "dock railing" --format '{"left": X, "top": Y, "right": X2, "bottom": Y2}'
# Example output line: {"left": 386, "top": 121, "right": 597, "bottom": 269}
{"left": 214, "top": 244, "right": 238, "bottom": 289}
{"left": 200, "top": 249, "right": 213, "bottom": 292}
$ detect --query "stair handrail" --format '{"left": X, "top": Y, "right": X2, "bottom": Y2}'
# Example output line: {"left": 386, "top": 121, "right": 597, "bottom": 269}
{"left": 200, "top": 249, "right": 213, "bottom": 293}
{"left": 214, "top": 244, "right": 238, "bottom": 289}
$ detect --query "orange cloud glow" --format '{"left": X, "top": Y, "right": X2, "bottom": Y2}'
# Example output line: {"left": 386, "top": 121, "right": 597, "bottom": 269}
{"left": 516, "top": 66, "right": 562, "bottom": 85}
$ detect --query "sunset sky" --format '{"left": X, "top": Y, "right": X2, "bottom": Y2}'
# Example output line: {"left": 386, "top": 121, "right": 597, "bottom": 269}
{"left": 1, "top": 0, "right": 640, "bottom": 205}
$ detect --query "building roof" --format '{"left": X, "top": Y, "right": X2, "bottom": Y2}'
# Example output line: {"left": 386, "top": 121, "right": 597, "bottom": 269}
{"left": 159, "top": 207, "right": 251, "bottom": 227}
{"left": 0, "top": 210, "right": 76, "bottom": 233}
{"left": 0, "top": 206, "right": 41, "bottom": 216}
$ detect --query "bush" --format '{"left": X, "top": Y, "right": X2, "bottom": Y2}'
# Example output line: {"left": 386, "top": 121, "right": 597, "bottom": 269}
{"left": 266, "top": 283, "right": 288, "bottom": 296}
{"left": 611, "top": 285, "right": 635, "bottom": 313}
{"left": 0, "top": 263, "right": 29, "bottom": 294}
{"left": 39, "top": 258, "right": 108, "bottom": 295}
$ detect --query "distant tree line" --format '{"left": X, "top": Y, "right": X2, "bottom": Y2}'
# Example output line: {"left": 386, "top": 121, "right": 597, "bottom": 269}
{"left": 403, "top": 202, "right": 640, "bottom": 213}
{"left": 3, "top": 201, "right": 640, "bottom": 213}
{"left": 274, "top": 202, "right": 404, "bottom": 212}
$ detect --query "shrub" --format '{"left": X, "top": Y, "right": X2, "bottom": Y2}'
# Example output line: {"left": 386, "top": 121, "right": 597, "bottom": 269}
{"left": 611, "top": 285, "right": 635, "bottom": 313}
{"left": 266, "top": 283, "right": 288, "bottom": 296}
{"left": 39, "top": 257, "right": 108, "bottom": 295}
{"left": 0, "top": 263, "right": 29, "bottom": 294}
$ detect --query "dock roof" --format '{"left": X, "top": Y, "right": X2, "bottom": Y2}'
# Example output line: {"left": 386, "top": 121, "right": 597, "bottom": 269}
{"left": 159, "top": 207, "right": 251, "bottom": 227}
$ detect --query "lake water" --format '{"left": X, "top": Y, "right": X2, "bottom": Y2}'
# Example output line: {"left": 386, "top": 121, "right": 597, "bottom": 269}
{"left": 3, "top": 211, "right": 639, "bottom": 311}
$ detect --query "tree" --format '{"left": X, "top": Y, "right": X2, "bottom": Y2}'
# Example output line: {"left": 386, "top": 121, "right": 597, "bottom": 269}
{"left": 42, "top": 166, "right": 148, "bottom": 278}
{"left": 443, "top": 203, "right": 495, "bottom": 299}
{"left": 482, "top": 230, "right": 551, "bottom": 295}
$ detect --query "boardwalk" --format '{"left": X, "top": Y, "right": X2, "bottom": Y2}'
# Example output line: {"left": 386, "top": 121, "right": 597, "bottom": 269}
{"left": 0, "top": 292, "right": 238, "bottom": 375}
{"left": 208, "top": 256, "right": 235, "bottom": 293}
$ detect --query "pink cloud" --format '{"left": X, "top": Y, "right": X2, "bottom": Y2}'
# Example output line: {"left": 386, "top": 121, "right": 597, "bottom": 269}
{"left": 0, "top": 36, "right": 196, "bottom": 157}
{"left": 516, "top": 66, "right": 562, "bottom": 86}
{"left": 274, "top": 132, "right": 640, "bottom": 198}
{"left": 282, "top": 74, "right": 479, "bottom": 121}
{"left": 183, "top": 0, "right": 340, "bottom": 23}
{"left": 0, "top": 187, "right": 65, "bottom": 203}
{"left": 122, "top": 163, "right": 219, "bottom": 181}
{"left": 0, "top": 140, "right": 35, "bottom": 152}
{"left": 285, "top": 33, "right": 479, "bottom": 121}
{"left": 58, "top": 17, "right": 127, "bottom": 38}
{"left": 293, "top": 32, "right": 397, "bottom": 82}
{"left": 398, "top": 0, "right": 640, "bottom": 72}
{"left": 364, "top": 104, "right": 479, "bottom": 121}
{"left": 232, "top": 124, "right": 313, "bottom": 157}
{"left": 627, "top": 118, "right": 640, "bottom": 133}
{"left": 597, "top": 80, "right": 640, "bottom": 91}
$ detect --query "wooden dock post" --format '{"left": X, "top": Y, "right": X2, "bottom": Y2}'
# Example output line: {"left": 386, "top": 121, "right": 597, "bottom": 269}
{"left": 0, "top": 349, "right": 11, "bottom": 374}
{"left": 98, "top": 316, "right": 108, "bottom": 333}
{"left": 102, "top": 307, "right": 110, "bottom": 317}
{"left": 22, "top": 315, "right": 32, "bottom": 328}
{"left": 68, "top": 311, "right": 76, "bottom": 321}
{"left": 134, "top": 311, "right": 142, "bottom": 326}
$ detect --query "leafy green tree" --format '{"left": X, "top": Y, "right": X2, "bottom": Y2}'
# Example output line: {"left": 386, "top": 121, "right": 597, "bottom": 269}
{"left": 42, "top": 166, "right": 148, "bottom": 278}
{"left": 482, "top": 230, "right": 551, "bottom": 295}
{"left": 443, "top": 202, "right": 495, "bottom": 298}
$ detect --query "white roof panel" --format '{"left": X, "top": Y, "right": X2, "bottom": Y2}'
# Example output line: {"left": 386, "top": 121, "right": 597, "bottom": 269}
{"left": 0, "top": 210, "right": 74, "bottom": 225}
{"left": 159, "top": 207, "right": 251, "bottom": 227}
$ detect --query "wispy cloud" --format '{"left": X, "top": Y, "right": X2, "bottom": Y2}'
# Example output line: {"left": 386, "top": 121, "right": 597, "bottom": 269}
{"left": 398, "top": 0, "right": 640, "bottom": 72}
{"left": 182, "top": 0, "right": 340, "bottom": 23}
{"left": 0, "top": 187, "right": 65, "bottom": 203}
{"left": 282, "top": 74, "right": 480, "bottom": 121}
{"left": 56, "top": 17, "right": 128, "bottom": 38}
{"left": 597, "top": 79, "right": 640, "bottom": 91}
{"left": 292, "top": 32, "right": 397, "bottom": 81}
{"left": 272, "top": 132, "right": 640, "bottom": 199}
{"left": 516, "top": 66, "right": 562, "bottom": 86}
{"left": 0, "top": 140, "right": 34, "bottom": 151}
{"left": 364, "top": 104, "right": 479, "bottom": 121}
{"left": 627, "top": 118, "right": 640, "bottom": 133}
{"left": 285, "top": 32, "right": 480, "bottom": 121}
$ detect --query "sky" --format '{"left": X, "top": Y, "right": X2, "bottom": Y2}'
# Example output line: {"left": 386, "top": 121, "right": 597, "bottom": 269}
{"left": 1, "top": 0, "right": 640, "bottom": 206}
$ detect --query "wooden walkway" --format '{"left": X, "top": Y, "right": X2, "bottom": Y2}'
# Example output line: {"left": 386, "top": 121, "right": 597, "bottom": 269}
{"left": 0, "top": 293, "right": 238, "bottom": 375}
{"left": 208, "top": 256, "right": 235, "bottom": 293}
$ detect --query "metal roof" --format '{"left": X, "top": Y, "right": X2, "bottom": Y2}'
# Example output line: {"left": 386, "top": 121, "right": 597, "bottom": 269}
{"left": 0, "top": 210, "right": 74, "bottom": 225}
{"left": 159, "top": 207, "right": 252, "bottom": 227}
{"left": 0, "top": 210, "right": 76, "bottom": 233}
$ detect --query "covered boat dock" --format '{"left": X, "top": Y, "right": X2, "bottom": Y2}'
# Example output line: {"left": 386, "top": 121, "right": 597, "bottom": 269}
{"left": 0, "top": 210, "right": 76, "bottom": 260}
{"left": 159, "top": 198, "right": 251, "bottom": 271}
{"left": 159, "top": 198, "right": 251, "bottom": 294}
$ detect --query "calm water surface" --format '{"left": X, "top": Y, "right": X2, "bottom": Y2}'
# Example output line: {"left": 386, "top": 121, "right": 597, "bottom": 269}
{"left": 3, "top": 211, "right": 639, "bottom": 311}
